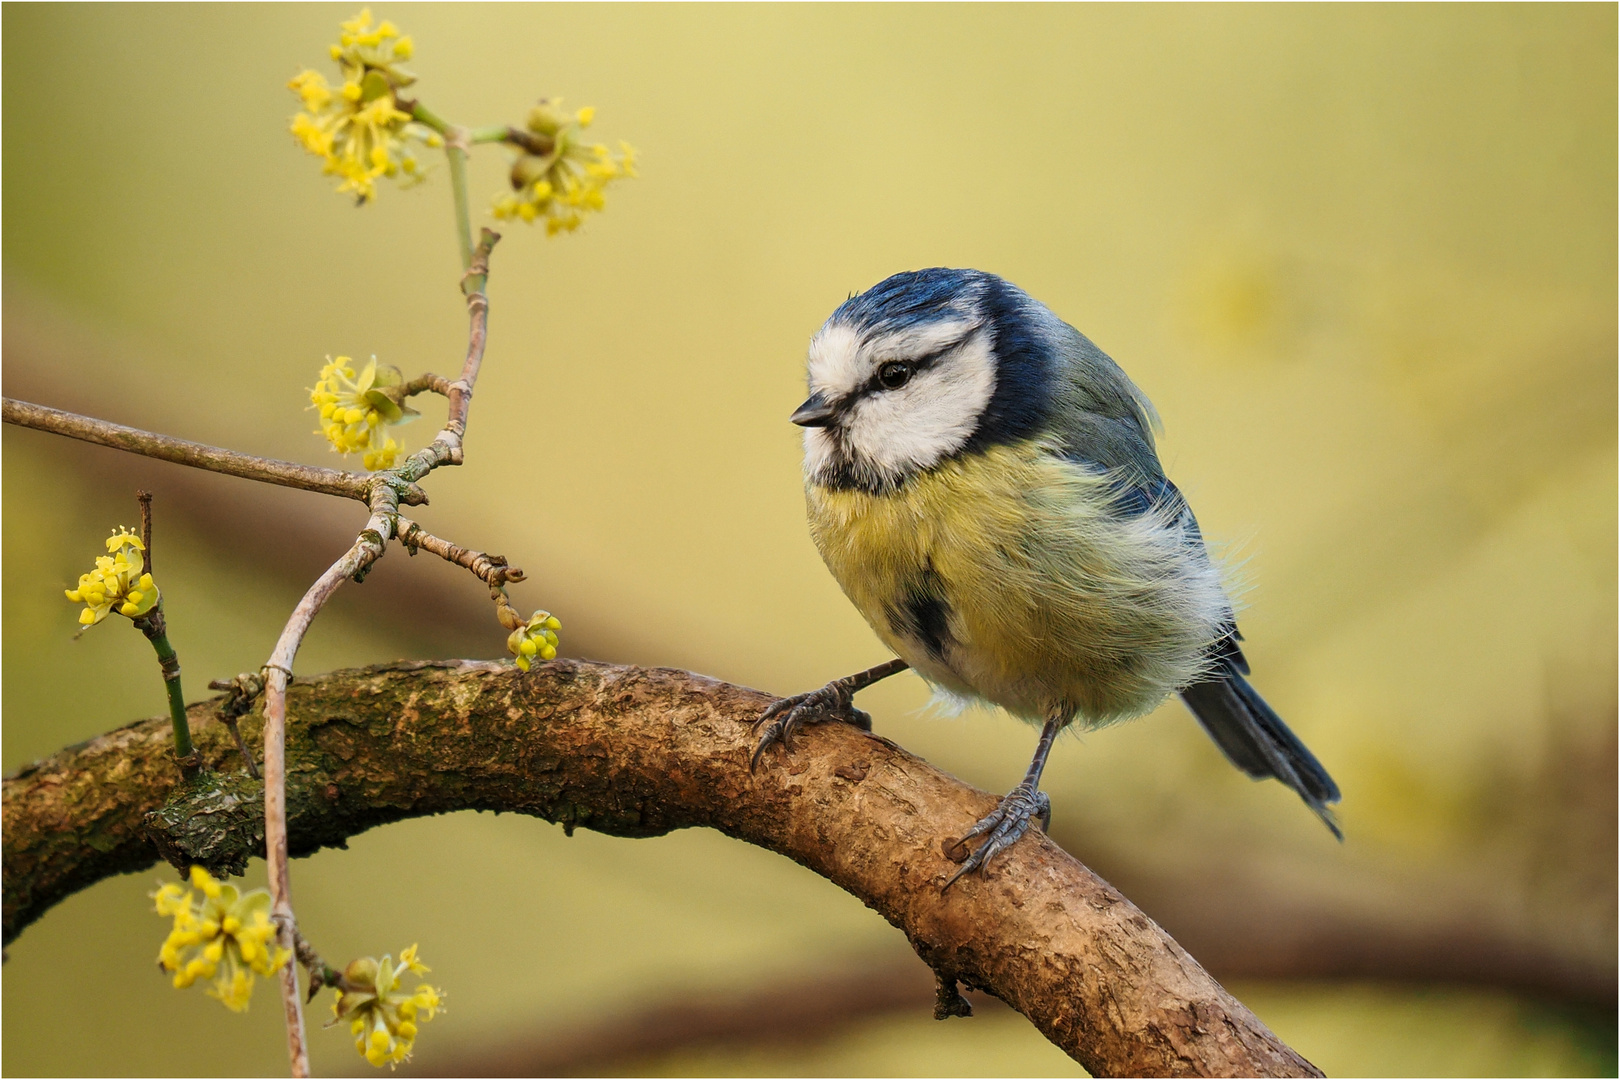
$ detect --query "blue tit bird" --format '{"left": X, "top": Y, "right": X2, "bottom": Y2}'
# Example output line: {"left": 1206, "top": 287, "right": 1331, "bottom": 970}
{"left": 753, "top": 267, "right": 1340, "bottom": 886}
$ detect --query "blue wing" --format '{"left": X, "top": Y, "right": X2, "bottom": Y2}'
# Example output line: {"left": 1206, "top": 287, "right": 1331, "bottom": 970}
{"left": 1101, "top": 472, "right": 1252, "bottom": 671}
{"left": 1102, "top": 471, "right": 1340, "bottom": 834}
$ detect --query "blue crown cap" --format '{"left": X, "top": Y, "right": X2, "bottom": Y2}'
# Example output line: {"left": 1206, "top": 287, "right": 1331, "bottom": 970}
{"left": 828, "top": 268, "right": 995, "bottom": 334}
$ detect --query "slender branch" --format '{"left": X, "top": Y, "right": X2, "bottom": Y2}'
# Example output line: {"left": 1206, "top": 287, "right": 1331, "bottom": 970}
{"left": 400, "top": 372, "right": 452, "bottom": 399}
{"left": 137, "top": 490, "right": 154, "bottom": 575}
{"left": 252, "top": 211, "right": 497, "bottom": 1076}
{"left": 406, "top": 100, "right": 449, "bottom": 134}
{"left": 403, "top": 101, "right": 476, "bottom": 270}
{"left": 468, "top": 124, "right": 514, "bottom": 144}
{"left": 498, "top": 125, "right": 552, "bottom": 155}
{"left": 397, "top": 516, "right": 526, "bottom": 633}
{"left": 207, "top": 673, "right": 263, "bottom": 779}
{"left": 440, "top": 229, "right": 498, "bottom": 462}
{"left": 397, "top": 516, "right": 524, "bottom": 589}
{"left": 445, "top": 141, "right": 474, "bottom": 272}
{"left": 127, "top": 491, "right": 195, "bottom": 771}
{"left": 3, "top": 660, "right": 1322, "bottom": 1078}
{"left": 143, "top": 622, "right": 194, "bottom": 765}
{"left": 387, "top": 230, "right": 498, "bottom": 473}
{"left": 1, "top": 398, "right": 428, "bottom": 505}
{"left": 261, "top": 518, "right": 392, "bottom": 1077}
{"left": 293, "top": 927, "right": 345, "bottom": 1003}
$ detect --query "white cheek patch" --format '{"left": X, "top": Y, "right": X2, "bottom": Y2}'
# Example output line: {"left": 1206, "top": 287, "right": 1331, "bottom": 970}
{"left": 801, "top": 425, "right": 838, "bottom": 479}
{"left": 805, "top": 323, "right": 865, "bottom": 400}
{"left": 842, "top": 332, "right": 996, "bottom": 481}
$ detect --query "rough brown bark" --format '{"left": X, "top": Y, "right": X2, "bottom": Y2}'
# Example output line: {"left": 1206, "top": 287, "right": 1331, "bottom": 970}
{"left": 2, "top": 659, "right": 1321, "bottom": 1078}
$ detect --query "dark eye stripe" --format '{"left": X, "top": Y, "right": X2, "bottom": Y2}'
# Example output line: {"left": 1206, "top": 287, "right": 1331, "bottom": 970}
{"left": 865, "top": 329, "right": 978, "bottom": 394}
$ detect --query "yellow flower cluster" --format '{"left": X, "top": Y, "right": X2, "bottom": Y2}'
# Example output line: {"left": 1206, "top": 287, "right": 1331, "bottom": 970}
{"left": 288, "top": 9, "right": 442, "bottom": 204}
{"left": 507, "top": 610, "right": 561, "bottom": 671}
{"left": 332, "top": 945, "right": 443, "bottom": 1068}
{"left": 310, "top": 356, "right": 415, "bottom": 471}
{"left": 494, "top": 100, "right": 637, "bottom": 235}
{"left": 153, "top": 867, "right": 289, "bottom": 1013}
{"left": 65, "top": 528, "right": 159, "bottom": 627}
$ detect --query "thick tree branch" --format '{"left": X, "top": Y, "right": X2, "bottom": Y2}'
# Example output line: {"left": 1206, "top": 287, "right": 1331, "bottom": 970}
{"left": 3, "top": 660, "right": 1318, "bottom": 1078}
{"left": 0, "top": 398, "right": 430, "bottom": 505}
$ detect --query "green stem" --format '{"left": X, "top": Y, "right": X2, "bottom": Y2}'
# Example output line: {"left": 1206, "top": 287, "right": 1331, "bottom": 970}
{"left": 445, "top": 142, "right": 474, "bottom": 272}
{"left": 408, "top": 100, "right": 453, "bottom": 136}
{"left": 409, "top": 101, "right": 476, "bottom": 270}
{"left": 469, "top": 125, "right": 511, "bottom": 144}
{"left": 147, "top": 630, "right": 193, "bottom": 761}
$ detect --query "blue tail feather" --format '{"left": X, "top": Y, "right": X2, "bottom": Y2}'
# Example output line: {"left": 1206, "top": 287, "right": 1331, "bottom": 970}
{"left": 1180, "top": 664, "right": 1341, "bottom": 839}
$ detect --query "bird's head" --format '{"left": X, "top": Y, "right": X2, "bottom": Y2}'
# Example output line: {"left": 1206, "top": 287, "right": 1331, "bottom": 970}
{"left": 796, "top": 268, "right": 1056, "bottom": 493}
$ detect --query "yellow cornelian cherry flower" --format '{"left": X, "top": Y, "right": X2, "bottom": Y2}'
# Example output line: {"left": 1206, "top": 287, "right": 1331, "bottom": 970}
{"left": 331, "top": 945, "right": 443, "bottom": 1068}
{"left": 310, "top": 356, "right": 417, "bottom": 471}
{"left": 507, "top": 610, "right": 561, "bottom": 671}
{"left": 493, "top": 99, "right": 636, "bottom": 235}
{"left": 332, "top": 7, "right": 416, "bottom": 77}
{"left": 65, "top": 528, "right": 159, "bottom": 627}
{"left": 153, "top": 866, "right": 289, "bottom": 1013}
{"left": 288, "top": 9, "right": 442, "bottom": 204}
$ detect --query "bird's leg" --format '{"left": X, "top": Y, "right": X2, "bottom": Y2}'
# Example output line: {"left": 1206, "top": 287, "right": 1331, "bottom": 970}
{"left": 751, "top": 659, "right": 909, "bottom": 771}
{"left": 944, "top": 714, "right": 1063, "bottom": 889}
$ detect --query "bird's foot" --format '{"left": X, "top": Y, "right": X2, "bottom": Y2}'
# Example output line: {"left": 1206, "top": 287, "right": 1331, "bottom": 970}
{"left": 943, "top": 782, "right": 1051, "bottom": 889}
{"left": 751, "top": 680, "right": 872, "bottom": 771}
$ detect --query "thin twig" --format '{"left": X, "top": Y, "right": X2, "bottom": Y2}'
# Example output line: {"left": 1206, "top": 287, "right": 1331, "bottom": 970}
{"left": 397, "top": 516, "right": 528, "bottom": 631}
{"left": 222, "top": 717, "right": 258, "bottom": 779}
{"left": 130, "top": 607, "right": 196, "bottom": 775}
{"left": 262, "top": 521, "right": 390, "bottom": 1078}
{"left": 438, "top": 229, "right": 499, "bottom": 464}
{"left": 1, "top": 398, "right": 427, "bottom": 505}
{"left": 260, "top": 234, "right": 500, "bottom": 1073}
{"left": 207, "top": 673, "right": 264, "bottom": 779}
{"left": 446, "top": 140, "right": 475, "bottom": 271}
{"left": 137, "top": 491, "right": 154, "bottom": 576}
{"left": 396, "top": 517, "right": 525, "bottom": 588}
{"left": 500, "top": 125, "right": 552, "bottom": 156}
{"left": 401, "top": 372, "right": 452, "bottom": 399}
{"left": 468, "top": 123, "right": 517, "bottom": 145}
{"left": 128, "top": 491, "right": 195, "bottom": 774}
{"left": 404, "top": 101, "right": 475, "bottom": 270}
{"left": 293, "top": 927, "right": 345, "bottom": 1004}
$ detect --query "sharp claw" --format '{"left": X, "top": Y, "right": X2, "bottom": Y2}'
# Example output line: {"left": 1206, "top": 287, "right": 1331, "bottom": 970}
{"left": 944, "top": 837, "right": 995, "bottom": 891}
{"left": 942, "top": 859, "right": 977, "bottom": 892}
{"left": 940, "top": 785, "right": 1048, "bottom": 890}
{"left": 750, "top": 723, "right": 782, "bottom": 772}
{"left": 750, "top": 682, "right": 870, "bottom": 772}
{"left": 779, "top": 714, "right": 799, "bottom": 754}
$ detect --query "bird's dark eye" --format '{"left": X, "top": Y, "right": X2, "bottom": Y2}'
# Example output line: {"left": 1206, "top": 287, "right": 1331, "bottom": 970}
{"left": 878, "top": 361, "right": 913, "bottom": 390}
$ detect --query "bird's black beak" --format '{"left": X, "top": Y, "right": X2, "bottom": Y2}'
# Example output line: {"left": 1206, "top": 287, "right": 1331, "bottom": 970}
{"left": 790, "top": 393, "right": 838, "bottom": 427}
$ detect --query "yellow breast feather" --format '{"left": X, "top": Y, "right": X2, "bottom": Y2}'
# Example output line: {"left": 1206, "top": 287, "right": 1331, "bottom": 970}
{"left": 806, "top": 439, "right": 1230, "bottom": 727}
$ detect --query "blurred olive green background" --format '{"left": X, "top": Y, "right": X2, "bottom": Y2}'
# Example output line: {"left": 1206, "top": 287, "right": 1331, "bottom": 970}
{"left": 3, "top": 4, "right": 1615, "bottom": 1077}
